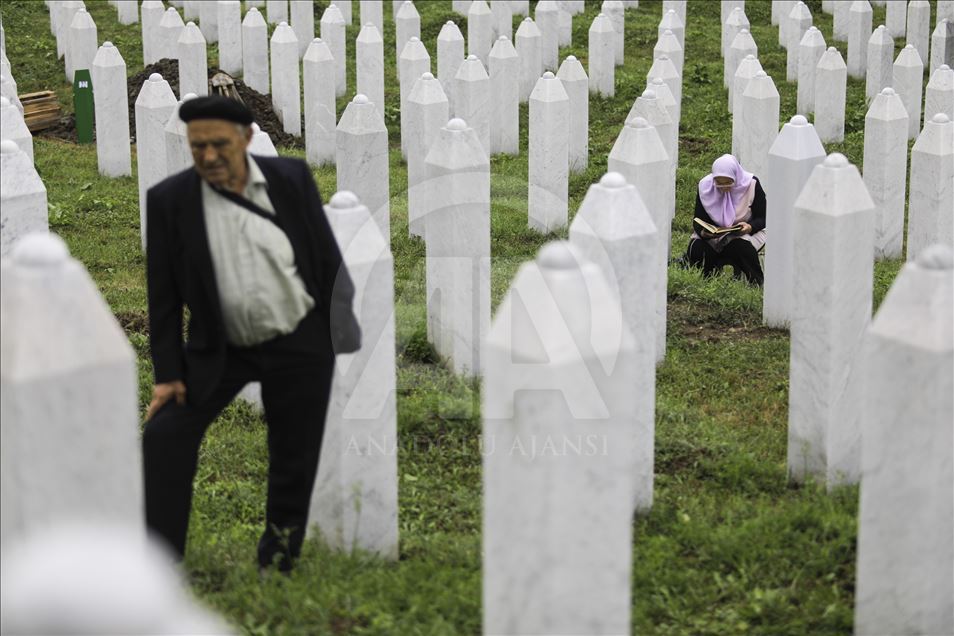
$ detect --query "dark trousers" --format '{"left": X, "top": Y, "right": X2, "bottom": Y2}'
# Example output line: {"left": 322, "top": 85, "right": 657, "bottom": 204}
{"left": 142, "top": 311, "right": 334, "bottom": 571}
{"left": 686, "top": 236, "right": 764, "bottom": 286}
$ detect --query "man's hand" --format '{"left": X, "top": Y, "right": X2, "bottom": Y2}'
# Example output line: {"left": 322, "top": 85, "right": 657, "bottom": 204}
{"left": 146, "top": 380, "right": 187, "bottom": 420}
{"left": 738, "top": 222, "right": 753, "bottom": 235}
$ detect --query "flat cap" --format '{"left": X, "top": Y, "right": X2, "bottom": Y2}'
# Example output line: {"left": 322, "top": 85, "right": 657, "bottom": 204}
{"left": 179, "top": 95, "right": 254, "bottom": 125}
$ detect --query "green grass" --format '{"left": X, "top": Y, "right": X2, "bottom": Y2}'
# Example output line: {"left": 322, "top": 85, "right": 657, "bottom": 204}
{"left": 3, "top": 0, "right": 936, "bottom": 633}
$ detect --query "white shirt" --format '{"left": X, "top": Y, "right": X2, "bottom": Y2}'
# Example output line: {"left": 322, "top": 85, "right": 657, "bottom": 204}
{"left": 201, "top": 154, "right": 315, "bottom": 346}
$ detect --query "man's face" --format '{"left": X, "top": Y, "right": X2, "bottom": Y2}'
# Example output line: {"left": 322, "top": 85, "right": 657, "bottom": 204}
{"left": 187, "top": 119, "right": 252, "bottom": 189}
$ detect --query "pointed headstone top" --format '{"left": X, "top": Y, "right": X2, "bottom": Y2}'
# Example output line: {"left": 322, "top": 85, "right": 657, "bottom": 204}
{"left": 328, "top": 190, "right": 361, "bottom": 208}
{"left": 11, "top": 233, "right": 69, "bottom": 268}
{"left": 321, "top": 4, "right": 345, "bottom": 23}
{"left": 600, "top": 172, "right": 627, "bottom": 188}
{"left": 179, "top": 21, "right": 206, "bottom": 43}
{"left": 917, "top": 244, "right": 954, "bottom": 270}
{"left": 357, "top": 23, "right": 382, "bottom": 41}
{"left": 354, "top": 94, "right": 369, "bottom": 104}
{"left": 537, "top": 241, "right": 579, "bottom": 270}
{"left": 791, "top": 115, "right": 808, "bottom": 125}
{"left": 447, "top": 118, "right": 468, "bottom": 131}
{"left": 243, "top": 7, "right": 266, "bottom": 26}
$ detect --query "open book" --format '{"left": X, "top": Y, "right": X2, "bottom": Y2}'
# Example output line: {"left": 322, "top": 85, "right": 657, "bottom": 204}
{"left": 693, "top": 218, "right": 745, "bottom": 235}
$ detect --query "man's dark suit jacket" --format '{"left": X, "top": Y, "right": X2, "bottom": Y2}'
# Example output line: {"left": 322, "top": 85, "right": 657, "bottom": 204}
{"left": 146, "top": 155, "right": 360, "bottom": 405}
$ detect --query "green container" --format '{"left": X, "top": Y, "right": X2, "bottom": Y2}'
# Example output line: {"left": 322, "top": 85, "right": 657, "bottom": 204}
{"left": 73, "top": 69, "right": 94, "bottom": 144}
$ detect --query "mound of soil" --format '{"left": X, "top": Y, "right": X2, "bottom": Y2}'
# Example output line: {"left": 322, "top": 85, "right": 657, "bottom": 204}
{"left": 40, "top": 59, "right": 301, "bottom": 149}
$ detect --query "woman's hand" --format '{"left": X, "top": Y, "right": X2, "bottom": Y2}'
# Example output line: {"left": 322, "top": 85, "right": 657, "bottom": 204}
{"left": 738, "top": 222, "right": 752, "bottom": 235}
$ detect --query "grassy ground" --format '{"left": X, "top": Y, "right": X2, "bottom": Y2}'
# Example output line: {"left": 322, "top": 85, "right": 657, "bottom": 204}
{"left": 3, "top": 0, "right": 934, "bottom": 633}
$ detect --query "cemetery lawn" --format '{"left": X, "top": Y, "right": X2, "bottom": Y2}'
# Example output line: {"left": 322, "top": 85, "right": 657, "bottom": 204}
{"left": 6, "top": 0, "right": 926, "bottom": 633}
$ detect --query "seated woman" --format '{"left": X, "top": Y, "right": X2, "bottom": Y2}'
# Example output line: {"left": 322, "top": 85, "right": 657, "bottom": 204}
{"left": 685, "top": 154, "right": 767, "bottom": 286}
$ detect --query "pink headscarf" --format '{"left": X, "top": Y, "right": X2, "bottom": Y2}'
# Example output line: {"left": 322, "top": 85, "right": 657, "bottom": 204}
{"left": 698, "top": 155, "right": 755, "bottom": 228}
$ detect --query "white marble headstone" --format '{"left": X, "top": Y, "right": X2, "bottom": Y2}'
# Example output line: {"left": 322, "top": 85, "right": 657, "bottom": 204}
{"left": 863, "top": 87, "right": 909, "bottom": 261}
{"left": 156, "top": 7, "right": 184, "bottom": 64}
{"left": 814, "top": 47, "right": 847, "bottom": 142}
{"left": 906, "top": 0, "right": 931, "bottom": 65}
{"left": 406, "top": 73, "right": 449, "bottom": 237}
{"left": 893, "top": 44, "right": 924, "bottom": 139}
{"left": 303, "top": 38, "right": 337, "bottom": 167}
{"left": 907, "top": 114, "right": 954, "bottom": 261}
{"left": 398, "top": 37, "right": 431, "bottom": 158}
{"left": 588, "top": 13, "right": 615, "bottom": 97}
{"left": 270, "top": 22, "right": 301, "bottom": 136}
{"left": 788, "top": 153, "right": 874, "bottom": 488}
{"left": 763, "top": 115, "right": 826, "bottom": 328}
{"left": 0, "top": 97, "right": 33, "bottom": 164}
{"left": 737, "top": 71, "right": 779, "bottom": 177}
{"left": 865, "top": 25, "right": 894, "bottom": 100}
{"left": 289, "top": 0, "right": 314, "bottom": 58}
{"left": 569, "top": 173, "right": 657, "bottom": 510}
{"left": 308, "top": 190, "right": 399, "bottom": 561}
{"left": 336, "top": 95, "right": 390, "bottom": 238}
{"left": 854, "top": 244, "right": 954, "bottom": 636}
{"left": 529, "top": 72, "right": 569, "bottom": 233}
{"left": 846, "top": 0, "right": 871, "bottom": 78}
{"left": 319, "top": 4, "right": 346, "bottom": 97}
{"left": 489, "top": 36, "right": 519, "bottom": 156}
{"left": 925, "top": 65, "right": 954, "bottom": 123}
{"left": 0, "top": 234, "right": 141, "bottom": 545}
{"left": 241, "top": 9, "right": 269, "bottom": 96}
{"left": 437, "top": 21, "right": 465, "bottom": 113}
{"left": 535, "top": 0, "right": 560, "bottom": 71}
{"left": 468, "top": 0, "right": 493, "bottom": 66}
{"left": 607, "top": 118, "right": 670, "bottom": 362}
{"left": 482, "top": 240, "right": 637, "bottom": 636}
{"left": 91, "top": 43, "right": 131, "bottom": 178}
{"left": 454, "top": 55, "right": 490, "bottom": 157}
{"left": 177, "top": 22, "right": 208, "bottom": 99}
{"left": 356, "top": 24, "right": 385, "bottom": 117}
{"left": 930, "top": 19, "right": 954, "bottom": 76}
{"left": 217, "top": 1, "right": 242, "bottom": 74}
{"left": 557, "top": 55, "right": 588, "bottom": 172}
{"left": 135, "top": 74, "right": 177, "bottom": 250}
{"left": 423, "top": 118, "right": 490, "bottom": 376}
{"left": 0, "top": 141, "right": 48, "bottom": 257}
{"left": 516, "top": 17, "right": 543, "bottom": 102}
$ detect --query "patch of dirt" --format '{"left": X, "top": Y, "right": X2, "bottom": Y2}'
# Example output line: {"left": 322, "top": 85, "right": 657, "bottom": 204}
{"left": 680, "top": 134, "right": 713, "bottom": 155}
{"left": 668, "top": 297, "right": 779, "bottom": 344}
{"left": 37, "top": 113, "right": 79, "bottom": 142}
{"left": 39, "top": 59, "right": 301, "bottom": 149}
{"left": 655, "top": 442, "right": 717, "bottom": 475}
{"left": 114, "top": 310, "right": 149, "bottom": 336}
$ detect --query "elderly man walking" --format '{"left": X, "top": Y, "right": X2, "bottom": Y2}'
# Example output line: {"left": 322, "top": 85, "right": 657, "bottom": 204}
{"left": 142, "top": 96, "right": 360, "bottom": 572}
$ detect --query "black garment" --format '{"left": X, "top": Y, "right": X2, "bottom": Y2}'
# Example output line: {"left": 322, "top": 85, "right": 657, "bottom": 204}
{"left": 686, "top": 236, "right": 764, "bottom": 285}
{"left": 143, "top": 309, "right": 333, "bottom": 570}
{"left": 145, "top": 155, "right": 360, "bottom": 406}
{"left": 143, "top": 156, "right": 359, "bottom": 568}
{"left": 685, "top": 177, "right": 766, "bottom": 285}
